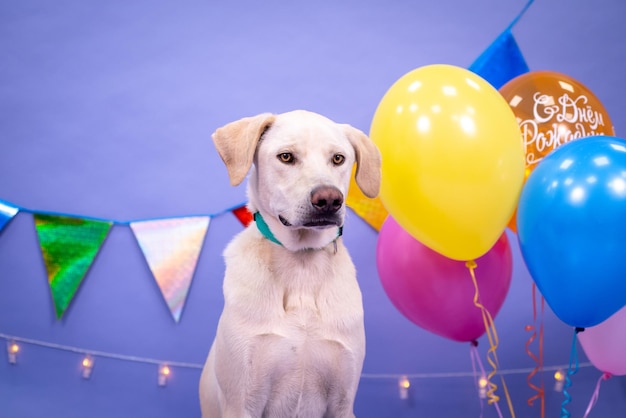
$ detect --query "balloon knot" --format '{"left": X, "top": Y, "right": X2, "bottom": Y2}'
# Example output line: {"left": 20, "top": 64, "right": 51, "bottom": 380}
{"left": 465, "top": 260, "right": 477, "bottom": 269}
{"left": 471, "top": 340, "right": 479, "bottom": 347}
{"left": 575, "top": 327, "right": 585, "bottom": 334}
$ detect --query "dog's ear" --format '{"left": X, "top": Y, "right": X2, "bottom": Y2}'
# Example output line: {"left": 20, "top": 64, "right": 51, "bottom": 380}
{"left": 212, "top": 113, "right": 276, "bottom": 186}
{"left": 343, "top": 125, "right": 382, "bottom": 198}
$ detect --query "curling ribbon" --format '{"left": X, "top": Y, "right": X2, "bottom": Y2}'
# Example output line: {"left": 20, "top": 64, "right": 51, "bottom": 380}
{"left": 466, "top": 260, "right": 516, "bottom": 418}
{"left": 470, "top": 340, "right": 503, "bottom": 418}
{"left": 524, "top": 282, "right": 545, "bottom": 417}
{"left": 582, "top": 372, "right": 612, "bottom": 418}
{"left": 560, "top": 327, "right": 584, "bottom": 418}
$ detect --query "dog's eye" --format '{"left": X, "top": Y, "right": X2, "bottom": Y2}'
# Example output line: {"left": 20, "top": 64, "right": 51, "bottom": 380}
{"left": 332, "top": 154, "right": 345, "bottom": 165}
{"left": 278, "top": 153, "right": 295, "bottom": 164}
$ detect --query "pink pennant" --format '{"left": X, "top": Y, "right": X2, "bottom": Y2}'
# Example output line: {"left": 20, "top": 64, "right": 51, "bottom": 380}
{"left": 130, "top": 217, "right": 210, "bottom": 322}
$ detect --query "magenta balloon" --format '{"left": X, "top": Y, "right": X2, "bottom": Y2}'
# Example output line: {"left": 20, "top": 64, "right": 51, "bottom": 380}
{"left": 578, "top": 305, "right": 626, "bottom": 376}
{"left": 376, "top": 217, "right": 512, "bottom": 342}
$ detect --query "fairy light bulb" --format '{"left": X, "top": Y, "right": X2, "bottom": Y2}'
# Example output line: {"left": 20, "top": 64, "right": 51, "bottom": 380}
{"left": 478, "top": 375, "right": 488, "bottom": 399}
{"left": 7, "top": 340, "right": 19, "bottom": 364}
{"left": 81, "top": 355, "right": 94, "bottom": 379}
{"left": 554, "top": 369, "right": 565, "bottom": 392}
{"left": 158, "top": 364, "right": 171, "bottom": 387}
{"left": 398, "top": 375, "right": 410, "bottom": 400}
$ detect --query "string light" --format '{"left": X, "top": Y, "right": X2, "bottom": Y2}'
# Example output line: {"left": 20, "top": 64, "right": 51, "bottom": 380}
{"left": 0, "top": 333, "right": 594, "bottom": 393}
{"left": 81, "top": 354, "right": 95, "bottom": 379}
{"left": 477, "top": 375, "right": 489, "bottom": 399}
{"left": 158, "top": 363, "right": 171, "bottom": 387}
{"left": 6, "top": 339, "right": 19, "bottom": 364}
{"left": 398, "top": 375, "right": 410, "bottom": 400}
{"left": 554, "top": 369, "right": 565, "bottom": 392}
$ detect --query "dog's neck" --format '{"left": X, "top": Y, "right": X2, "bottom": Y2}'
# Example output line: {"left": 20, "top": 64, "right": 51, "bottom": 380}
{"left": 253, "top": 211, "right": 343, "bottom": 253}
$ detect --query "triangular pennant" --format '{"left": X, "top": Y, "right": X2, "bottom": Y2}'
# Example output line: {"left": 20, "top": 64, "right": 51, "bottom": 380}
{"left": 130, "top": 216, "right": 209, "bottom": 322}
{"left": 346, "top": 165, "right": 388, "bottom": 231}
{"left": 469, "top": 30, "right": 529, "bottom": 90}
{"left": 0, "top": 200, "right": 19, "bottom": 234}
{"left": 232, "top": 205, "right": 253, "bottom": 227}
{"left": 34, "top": 214, "right": 112, "bottom": 319}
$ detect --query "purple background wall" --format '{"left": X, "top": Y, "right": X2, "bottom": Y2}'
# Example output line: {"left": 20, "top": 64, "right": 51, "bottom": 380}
{"left": 1, "top": 0, "right": 625, "bottom": 416}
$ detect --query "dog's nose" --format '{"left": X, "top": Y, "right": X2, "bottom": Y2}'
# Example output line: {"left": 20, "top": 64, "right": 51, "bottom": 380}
{"left": 310, "top": 186, "right": 343, "bottom": 214}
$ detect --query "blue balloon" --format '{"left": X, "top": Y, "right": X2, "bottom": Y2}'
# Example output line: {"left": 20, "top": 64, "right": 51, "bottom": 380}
{"left": 518, "top": 135, "right": 626, "bottom": 328}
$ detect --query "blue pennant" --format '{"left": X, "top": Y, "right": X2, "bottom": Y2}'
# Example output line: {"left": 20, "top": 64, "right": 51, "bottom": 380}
{"left": 469, "top": 30, "right": 529, "bottom": 90}
{"left": 0, "top": 200, "right": 19, "bottom": 234}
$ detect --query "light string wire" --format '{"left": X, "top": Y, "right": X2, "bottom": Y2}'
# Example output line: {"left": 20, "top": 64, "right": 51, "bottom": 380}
{"left": 1, "top": 332, "right": 592, "bottom": 378}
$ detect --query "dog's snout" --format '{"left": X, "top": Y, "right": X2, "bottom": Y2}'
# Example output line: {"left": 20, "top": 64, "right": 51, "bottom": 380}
{"left": 310, "top": 186, "right": 343, "bottom": 214}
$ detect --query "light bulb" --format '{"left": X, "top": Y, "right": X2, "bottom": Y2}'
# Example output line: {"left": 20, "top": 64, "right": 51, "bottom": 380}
{"left": 7, "top": 340, "right": 19, "bottom": 364}
{"left": 554, "top": 369, "right": 565, "bottom": 392}
{"left": 398, "top": 375, "right": 410, "bottom": 400}
{"left": 81, "top": 354, "right": 94, "bottom": 379}
{"left": 478, "top": 375, "right": 488, "bottom": 399}
{"left": 158, "top": 364, "right": 171, "bottom": 387}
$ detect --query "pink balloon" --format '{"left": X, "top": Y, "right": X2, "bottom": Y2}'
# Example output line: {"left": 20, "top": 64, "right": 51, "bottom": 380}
{"left": 376, "top": 217, "right": 512, "bottom": 342}
{"left": 578, "top": 305, "right": 626, "bottom": 376}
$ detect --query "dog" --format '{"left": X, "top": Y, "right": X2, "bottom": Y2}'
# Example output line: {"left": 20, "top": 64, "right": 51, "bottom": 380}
{"left": 199, "top": 110, "right": 381, "bottom": 418}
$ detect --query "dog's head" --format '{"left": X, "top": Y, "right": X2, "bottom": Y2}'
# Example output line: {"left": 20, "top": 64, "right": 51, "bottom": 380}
{"left": 212, "top": 110, "right": 381, "bottom": 248}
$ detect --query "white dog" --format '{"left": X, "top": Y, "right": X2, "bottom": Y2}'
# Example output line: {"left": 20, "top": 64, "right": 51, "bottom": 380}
{"left": 199, "top": 110, "right": 381, "bottom": 418}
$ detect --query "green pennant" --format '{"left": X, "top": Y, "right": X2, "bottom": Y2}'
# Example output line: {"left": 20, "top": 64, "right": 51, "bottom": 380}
{"left": 34, "top": 214, "right": 112, "bottom": 319}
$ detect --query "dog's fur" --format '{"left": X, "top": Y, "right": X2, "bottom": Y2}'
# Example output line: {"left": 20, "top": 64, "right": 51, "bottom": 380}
{"left": 199, "top": 110, "right": 381, "bottom": 418}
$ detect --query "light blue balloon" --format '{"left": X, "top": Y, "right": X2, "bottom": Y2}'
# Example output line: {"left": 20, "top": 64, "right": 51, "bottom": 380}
{"left": 518, "top": 135, "right": 626, "bottom": 328}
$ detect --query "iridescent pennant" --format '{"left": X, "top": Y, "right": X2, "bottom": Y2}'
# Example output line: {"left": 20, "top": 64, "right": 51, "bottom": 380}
{"left": 0, "top": 200, "right": 19, "bottom": 234}
{"left": 130, "top": 216, "right": 209, "bottom": 322}
{"left": 468, "top": 29, "right": 529, "bottom": 90}
{"left": 34, "top": 214, "right": 112, "bottom": 319}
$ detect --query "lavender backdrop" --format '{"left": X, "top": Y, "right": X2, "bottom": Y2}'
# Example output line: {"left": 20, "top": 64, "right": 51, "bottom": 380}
{"left": 1, "top": 0, "right": 625, "bottom": 416}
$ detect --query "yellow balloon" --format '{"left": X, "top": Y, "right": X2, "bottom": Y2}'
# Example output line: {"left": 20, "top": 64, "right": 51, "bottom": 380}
{"left": 370, "top": 64, "right": 525, "bottom": 261}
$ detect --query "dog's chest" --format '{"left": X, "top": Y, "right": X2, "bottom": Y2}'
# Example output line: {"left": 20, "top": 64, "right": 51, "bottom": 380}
{"left": 218, "top": 234, "right": 365, "bottom": 416}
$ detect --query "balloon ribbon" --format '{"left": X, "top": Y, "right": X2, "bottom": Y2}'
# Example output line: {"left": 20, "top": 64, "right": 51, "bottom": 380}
{"left": 466, "top": 260, "right": 516, "bottom": 418}
{"left": 470, "top": 340, "right": 503, "bottom": 418}
{"left": 560, "top": 327, "right": 584, "bottom": 418}
{"left": 582, "top": 372, "right": 611, "bottom": 418}
{"left": 524, "top": 282, "right": 545, "bottom": 417}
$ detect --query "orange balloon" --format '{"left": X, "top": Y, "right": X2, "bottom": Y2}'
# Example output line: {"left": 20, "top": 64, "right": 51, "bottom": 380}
{"left": 499, "top": 71, "right": 615, "bottom": 232}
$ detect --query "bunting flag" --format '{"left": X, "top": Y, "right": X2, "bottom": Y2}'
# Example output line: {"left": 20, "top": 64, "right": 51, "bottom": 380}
{"left": 130, "top": 217, "right": 210, "bottom": 322}
{"left": 468, "top": 29, "right": 529, "bottom": 90}
{"left": 346, "top": 166, "right": 388, "bottom": 231}
{"left": 0, "top": 200, "right": 19, "bottom": 233}
{"left": 232, "top": 205, "right": 254, "bottom": 227}
{"left": 34, "top": 214, "right": 112, "bottom": 319}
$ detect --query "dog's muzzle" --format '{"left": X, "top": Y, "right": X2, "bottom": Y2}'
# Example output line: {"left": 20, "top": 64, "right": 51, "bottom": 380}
{"left": 302, "top": 185, "right": 344, "bottom": 227}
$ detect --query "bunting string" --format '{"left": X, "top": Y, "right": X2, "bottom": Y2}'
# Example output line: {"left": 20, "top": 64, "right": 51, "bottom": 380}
{"left": 10, "top": 199, "right": 248, "bottom": 226}
{"left": 505, "top": 0, "right": 536, "bottom": 33}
